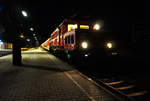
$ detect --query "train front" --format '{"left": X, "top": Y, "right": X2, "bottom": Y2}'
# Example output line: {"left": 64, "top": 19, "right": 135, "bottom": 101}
{"left": 70, "top": 23, "right": 131, "bottom": 62}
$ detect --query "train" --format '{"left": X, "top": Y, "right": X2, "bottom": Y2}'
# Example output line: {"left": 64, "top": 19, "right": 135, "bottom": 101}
{"left": 41, "top": 18, "right": 133, "bottom": 62}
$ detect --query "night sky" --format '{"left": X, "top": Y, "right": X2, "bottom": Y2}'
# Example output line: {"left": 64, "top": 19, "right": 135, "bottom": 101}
{"left": 1, "top": 0, "right": 150, "bottom": 43}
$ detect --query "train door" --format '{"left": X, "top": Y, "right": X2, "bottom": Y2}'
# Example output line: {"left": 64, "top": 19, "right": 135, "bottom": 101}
{"left": 70, "top": 32, "right": 76, "bottom": 50}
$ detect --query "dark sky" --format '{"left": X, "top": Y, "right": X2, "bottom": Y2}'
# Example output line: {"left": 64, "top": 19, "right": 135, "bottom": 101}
{"left": 1, "top": 0, "right": 150, "bottom": 42}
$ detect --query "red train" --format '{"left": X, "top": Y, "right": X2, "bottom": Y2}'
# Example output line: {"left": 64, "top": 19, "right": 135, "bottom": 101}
{"left": 41, "top": 18, "right": 122, "bottom": 61}
{"left": 49, "top": 19, "right": 94, "bottom": 51}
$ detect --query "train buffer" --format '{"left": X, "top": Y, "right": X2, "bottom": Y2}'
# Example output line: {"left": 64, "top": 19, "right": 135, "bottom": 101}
{"left": 0, "top": 47, "right": 131, "bottom": 101}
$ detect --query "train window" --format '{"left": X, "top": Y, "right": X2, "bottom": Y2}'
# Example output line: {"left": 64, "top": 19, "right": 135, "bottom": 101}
{"left": 71, "top": 35, "right": 74, "bottom": 44}
{"left": 65, "top": 37, "right": 67, "bottom": 45}
{"left": 68, "top": 36, "right": 70, "bottom": 44}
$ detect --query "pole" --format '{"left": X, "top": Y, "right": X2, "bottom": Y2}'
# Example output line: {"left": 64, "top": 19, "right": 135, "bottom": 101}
{"left": 2, "top": 1, "right": 22, "bottom": 65}
{"left": 13, "top": 39, "right": 22, "bottom": 65}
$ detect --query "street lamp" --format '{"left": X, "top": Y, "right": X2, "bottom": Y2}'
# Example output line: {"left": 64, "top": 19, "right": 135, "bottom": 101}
{"left": 26, "top": 39, "right": 30, "bottom": 42}
{"left": 20, "top": 34, "right": 24, "bottom": 39}
{"left": 33, "top": 34, "right": 36, "bottom": 36}
{"left": 0, "top": 40, "right": 3, "bottom": 45}
{"left": 30, "top": 27, "right": 34, "bottom": 31}
{"left": 21, "top": 10, "right": 28, "bottom": 17}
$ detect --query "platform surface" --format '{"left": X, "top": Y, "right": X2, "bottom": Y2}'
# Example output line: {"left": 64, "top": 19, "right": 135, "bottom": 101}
{"left": 0, "top": 48, "right": 120, "bottom": 101}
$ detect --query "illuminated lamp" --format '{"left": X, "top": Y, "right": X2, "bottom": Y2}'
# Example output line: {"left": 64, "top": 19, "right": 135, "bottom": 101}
{"left": 81, "top": 41, "right": 88, "bottom": 49}
{"left": 106, "top": 42, "right": 113, "bottom": 49}
{"left": 93, "top": 24, "right": 100, "bottom": 30}
{"left": 80, "top": 25, "right": 89, "bottom": 29}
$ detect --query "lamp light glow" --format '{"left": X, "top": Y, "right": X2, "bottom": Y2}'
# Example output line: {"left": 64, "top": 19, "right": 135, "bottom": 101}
{"left": 106, "top": 42, "right": 113, "bottom": 49}
{"left": 81, "top": 41, "right": 88, "bottom": 49}
{"left": 22, "top": 10, "right": 28, "bottom": 17}
{"left": 93, "top": 24, "right": 100, "bottom": 30}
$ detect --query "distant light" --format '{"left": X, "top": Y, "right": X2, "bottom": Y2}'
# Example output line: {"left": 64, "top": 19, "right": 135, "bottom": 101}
{"left": 85, "top": 54, "right": 88, "bottom": 57}
{"left": 21, "top": 10, "right": 28, "bottom": 17}
{"left": 30, "top": 28, "right": 34, "bottom": 31}
{"left": 26, "top": 39, "right": 30, "bottom": 42}
{"left": 0, "top": 42, "right": 3, "bottom": 45}
{"left": 0, "top": 40, "right": 3, "bottom": 45}
{"left": 106, "top": 42, "right": 113, "bottom": 49}
{"left": 112, "top": 52, "right": 118, "bottom": 56}
{"left": 67, "top": 54, "right": 71, "bottom": 59}
{"left": 93, "top": 24, "right": 100, "bottom": 30}
{"left": 20, "top": 34, "right": 24, "bottom": 38}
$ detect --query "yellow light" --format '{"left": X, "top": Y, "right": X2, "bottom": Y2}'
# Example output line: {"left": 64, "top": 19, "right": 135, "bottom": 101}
{"left": 81, "top": 41, "right": 88, "bottom": 49}
{"left": 80, "top": 25, "right": 89, "bottom": 29}
{"left": 107, "top": 42, "right": 112, "bottom": 49}
{"left": 93, "top": 24, "right": 100, "bottom": 30}
{"left": 68, "top": 24, "right": 78, "bottom": 31}
{"left": 85, "top": 54, "right": 88, "bottom": 57}
{"left": 20, "top": 34, "right": 24, "bottom": 38}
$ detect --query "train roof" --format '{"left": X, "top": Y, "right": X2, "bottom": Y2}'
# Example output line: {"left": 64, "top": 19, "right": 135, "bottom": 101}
{"left": 62, "top": 19, "right": 91, "bottom": 25}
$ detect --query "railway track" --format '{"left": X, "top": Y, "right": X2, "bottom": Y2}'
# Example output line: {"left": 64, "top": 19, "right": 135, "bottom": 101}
{"left": 43, "top": 48, "right": 150, "bottom": 101}
{"left": 86, "top": 74, "right": 149, "bottom": 101}
{"left": 71, "top": 57, "right": 150, "bottom": 101}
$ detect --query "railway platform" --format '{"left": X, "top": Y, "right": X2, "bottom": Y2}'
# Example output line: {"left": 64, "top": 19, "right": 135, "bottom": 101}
{"left": 0, "top": 49, "right": 12, "bottom": 57}
{"left": 0, "top": 47, "right": 128, "bottom": 101}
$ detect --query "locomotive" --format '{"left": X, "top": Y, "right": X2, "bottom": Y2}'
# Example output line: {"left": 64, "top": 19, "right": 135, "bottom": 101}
{"left": 41, "top": 18, "right": 131, "bottom": 62}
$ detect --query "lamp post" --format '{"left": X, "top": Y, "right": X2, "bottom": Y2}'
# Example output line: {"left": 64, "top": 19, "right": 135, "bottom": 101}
{"left": 13, "top": 10, "right": 28, "bottom": 65}
{"left": 2, "top": 1, "right": 29, "bottom": 65}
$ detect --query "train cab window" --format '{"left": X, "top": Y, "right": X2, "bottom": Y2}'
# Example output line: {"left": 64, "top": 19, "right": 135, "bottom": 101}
{"left": 68, "top": 36, "right": 70, "bottom": 44}
{"left": 71, "top": 35, "right": 74, "bottom": 44}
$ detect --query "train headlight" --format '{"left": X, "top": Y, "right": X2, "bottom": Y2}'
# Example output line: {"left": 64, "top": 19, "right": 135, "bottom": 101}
{"left": 93, "top": 24, "right": 101, "bottom": 31}
{"left": 81, "top": 41, "right": 88, "bottom": 49}
{"left": 106, "top": 42, "right": 113, "bottom": 49}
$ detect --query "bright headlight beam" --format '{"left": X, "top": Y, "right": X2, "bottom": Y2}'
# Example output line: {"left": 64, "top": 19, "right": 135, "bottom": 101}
{"left": 107, "top": 42, "right": 112, "bottom": 48}
{"left": 81, "top": 42, "right": 88, "bottom": 49}
{"left": 93, "top": 24, "right": 100, "bottom": 30}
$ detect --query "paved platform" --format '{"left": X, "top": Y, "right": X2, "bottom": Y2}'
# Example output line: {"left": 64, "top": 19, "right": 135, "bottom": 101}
{"left": 0, "top": 48, "right": 120, "bottom": 101}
